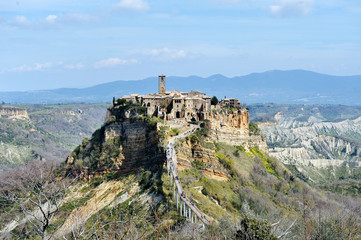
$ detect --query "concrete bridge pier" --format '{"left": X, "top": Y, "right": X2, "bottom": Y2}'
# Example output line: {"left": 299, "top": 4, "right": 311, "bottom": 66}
{"left": 183, "top": 202, "right": 186, "bottom": 218}
{"left": 184, "top": 203, "right": 187, "bottom": 218}
{"left": 176, "top": 191, "right": 179, "bottom": 210}
{"left": 173, "top": 181, "right": 175, "bottom": 198}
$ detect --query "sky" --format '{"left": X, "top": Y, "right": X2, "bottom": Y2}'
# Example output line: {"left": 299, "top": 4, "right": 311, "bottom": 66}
{"left": 0, "top": 0, "right": 360, "bottom": 91}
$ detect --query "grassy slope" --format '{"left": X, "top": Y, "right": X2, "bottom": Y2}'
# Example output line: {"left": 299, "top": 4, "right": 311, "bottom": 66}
{"left": 167, "top": 140, "right": 301, "bottom": 222}
{"left": 5, "top": 169, "right": 172, "bottom": 239}
{"left": 0, "top": 103, "right": 107, "bottom": 166}
{"left": 160, "top": 131, "right": 361, "bottom": 238}
{"left": 3, "top": 126, "right": 361, "bottom": 239}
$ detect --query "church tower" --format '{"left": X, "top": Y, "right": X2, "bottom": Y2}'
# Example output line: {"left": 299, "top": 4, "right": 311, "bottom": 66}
{"left": 159, "top": 74, "right": 166, "bottom": 94}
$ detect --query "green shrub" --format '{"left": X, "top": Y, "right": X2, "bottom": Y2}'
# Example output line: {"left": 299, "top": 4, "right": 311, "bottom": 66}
{"left": 170, "top": 128, "right": 180, "bottom": 136}
{"left": 115, "top": 98, "right": 127, "bottom": 106}
{"left": 90, "top": 177, "right": 104, "bottom": 188}
{"left": 235, "top": 145, "right": 246, "bottom": 152}
{"left": 190, "top": 134, "right": 199, "bottom": 144}
{"left": 192, "top": 160, "right": 205, "bottom": 169}
{"left": 135, "top": 106, "right": 147, "bottom": 115}
{"left": 211, "top": 96, "right": 219, "bottom": 105}
{"left": 139, "top": 170, "right": 153, "bottom": 190}
{"left": 249, "top": 123, "right": 261, "bottom": 136}
{"left": 202, "top": 187, "right": 209, "bottom": 196}
{"left": 236, "top": 216, "right": 278, "bottom": 240}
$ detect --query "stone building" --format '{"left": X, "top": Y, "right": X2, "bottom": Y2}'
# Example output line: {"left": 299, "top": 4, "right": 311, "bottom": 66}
{"left": 121, "top": 75, "right": 248, "bottom": 127}
{"left": 122, "top": 75, "right": 212, "bottom": 121}
{"left": 159, "top": 74, "right": 166, "bottom": 94}
{"left": 219, "top": 98, "right": 241, "bottom": 108}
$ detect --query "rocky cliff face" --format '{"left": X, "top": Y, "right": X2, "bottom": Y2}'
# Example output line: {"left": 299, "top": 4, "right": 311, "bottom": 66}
{"left": 176, "top": 137, "right": 229, "bottom": 181}
{"left": 104, "top": 120, "right": 162, "bottom": 169}
{"left": 259, "top": 112, "right": 361, "bottom": 182}
{"left": 261, "top": 114, "right": 361, "bottom": 163}
{"left": 210, "top": 132, "right": 268, "bottom": 154}
{"left": 0, "top": 106, "right": 29, "bottom": 119}
{"left": 65, "top": 104, "right": 164, "bottom": 177}
{"left": 209, "top": 109, "right": 249, "bottom": 133}
{"left": 65, "top": 101, "right": 269, "bottom": 179}
{"left": 207, "top": 108, "right": 268, "bottom": 153}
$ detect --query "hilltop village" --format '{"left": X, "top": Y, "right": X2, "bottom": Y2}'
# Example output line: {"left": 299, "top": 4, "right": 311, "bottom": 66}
{"left": 119, "top": 75, "right": 251, "bottom": 135}
{"left": 66, "top": 74, "right": 267, "bottom": 178}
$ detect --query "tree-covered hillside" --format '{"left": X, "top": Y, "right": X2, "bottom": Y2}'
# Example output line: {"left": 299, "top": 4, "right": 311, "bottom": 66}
{"left": 0, "top": 103, "right": 107, "bottom": 168}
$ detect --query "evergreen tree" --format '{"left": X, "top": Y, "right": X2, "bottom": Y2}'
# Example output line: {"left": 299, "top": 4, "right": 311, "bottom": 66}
{"left": 211, "top": 96, "right": 219, "bottom": 105}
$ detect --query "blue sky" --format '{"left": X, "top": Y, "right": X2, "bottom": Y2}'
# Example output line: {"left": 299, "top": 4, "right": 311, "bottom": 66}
{"left": 0, "top": 0, "right": 360, "bottom": 91}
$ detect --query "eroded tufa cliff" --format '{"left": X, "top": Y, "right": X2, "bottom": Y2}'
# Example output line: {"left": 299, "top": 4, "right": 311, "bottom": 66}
{"left": 176, "top": 135, "right": 229, "bottom": 181}
{"left": 209, "top": 108, "right": 249, "bottom": 133}
{"left": 208, "top": 109, "right": 268, "bottom": 154}
{"left": 64, "top": 99, "right": 268, "bottom": 179}
{"left": 65, "top": 102, "right": 164, "bottom": 177}
{"left": 0, "top": 106, "right": 29, "bottom": 119}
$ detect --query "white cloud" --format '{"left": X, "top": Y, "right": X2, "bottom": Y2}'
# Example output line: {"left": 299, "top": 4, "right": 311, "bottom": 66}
{"left": 10, "top": 13, "right": 97, "bottom": 29}
{"left": 94, "top": 58, "right": 137, "bottom": 68}
{"left": 64, "top": 63, "right": 85, "bottom": 70}
{"left": 148, "top": 48, "right": 187, "bottom": 60}
{"left": 8, "top": 62, "right": 53, "bottom": 72}
{"left": 3, "top": 61, "right": 86, "bottom": 73}
{"left": 45, "top": 15, "right": 57, "bottom": 23}
{"left": 294, "top": 97, "right": 311, "bottom": 102}
{"left": 12, "top": 15, "right": 47, "bottom": 28}
{"left": 270, "top": 0, "right": 314, "bottom": 17}
{"left": 114, "top": 0, "right": 150, "bottom": 12}
{"left": 14, "top": 15, "right": 29, "bottom": 26}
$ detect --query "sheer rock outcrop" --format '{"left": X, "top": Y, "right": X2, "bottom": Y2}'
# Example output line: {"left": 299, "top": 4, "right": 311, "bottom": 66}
{"left": 176, "top": 137, "right": 229, "bottom": 181}
{"left": 0, "top": 106, "right": 29, "bottom": 119}
{"left": 65, "top": 104, "right": 164, "bottom": 178}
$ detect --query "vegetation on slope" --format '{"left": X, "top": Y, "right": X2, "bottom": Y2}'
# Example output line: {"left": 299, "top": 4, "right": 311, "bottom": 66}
{"left": 1, "top": 111, "right": 361, "bottom": 239}
{"left": 0, "top": 103, "right": 107, "bottom": 167}
{"left": 164, "top": 129, "right": 361, "bottom": 239}
{"left": 64, "top": 101, "right": 164, "bottom": 176}
{"left": 253, "top": 103, "right": 361, "bottom": 201}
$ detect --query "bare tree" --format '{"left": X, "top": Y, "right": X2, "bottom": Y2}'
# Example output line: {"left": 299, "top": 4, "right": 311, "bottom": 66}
{"left": 0, "top": 162, "right": 74, "bottom": 240}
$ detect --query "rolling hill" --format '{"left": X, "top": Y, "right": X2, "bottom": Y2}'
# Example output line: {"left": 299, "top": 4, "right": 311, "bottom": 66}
{"left": 1, "top": 70, "right": 361, "bottom": 105}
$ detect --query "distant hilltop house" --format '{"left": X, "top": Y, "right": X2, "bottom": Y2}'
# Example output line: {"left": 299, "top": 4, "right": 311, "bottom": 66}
{"left": 120, "top": 75, "right": 249, "bottom": 126}
{"left": 219, "top": 98, "right": 242, "bottom": 109}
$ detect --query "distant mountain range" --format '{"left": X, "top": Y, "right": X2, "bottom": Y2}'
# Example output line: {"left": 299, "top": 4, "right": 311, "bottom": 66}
{"left": 1, "top": 70, "right": 361, "bottom": 105}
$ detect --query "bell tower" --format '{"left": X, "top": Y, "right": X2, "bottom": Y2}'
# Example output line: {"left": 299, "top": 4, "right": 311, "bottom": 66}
{"left": 158, "top": 74, "right": 166, "bottom": 94}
